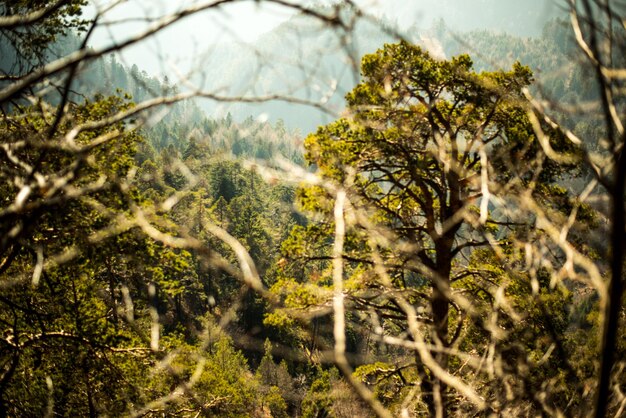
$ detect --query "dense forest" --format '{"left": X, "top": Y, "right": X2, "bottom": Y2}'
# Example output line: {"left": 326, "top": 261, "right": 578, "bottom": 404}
{"left": 0, "top": 1, "right": 624, "bottom": 417}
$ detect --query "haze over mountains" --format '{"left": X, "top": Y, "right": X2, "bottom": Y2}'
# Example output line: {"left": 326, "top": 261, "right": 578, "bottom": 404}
{"left": 63, "top": 1, "right": 569, "bottom": 133}
{"left": 174, "top": 1, "right": 569, "bottom": 133}
{"left": 0, "top": 0, "right": 570, "bottom": 135}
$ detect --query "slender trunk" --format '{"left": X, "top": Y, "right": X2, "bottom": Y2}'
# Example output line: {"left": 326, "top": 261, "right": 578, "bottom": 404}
{"left": 430, "top": 271, "right": 450, "bottom": 417}
{"left": 428, "top": 239, "right": 452, "bottom": 417}
{"left": 106, "top": 261, "right": 118, "bottom": 329}
{"left": 595, "top": 149, "right": 625, "bottom": 417}
{"left": 86, "top": 376, "right": 96, "bottom": 418}
{"left": 417, "top": 359, "right": 435, "bottom": 415}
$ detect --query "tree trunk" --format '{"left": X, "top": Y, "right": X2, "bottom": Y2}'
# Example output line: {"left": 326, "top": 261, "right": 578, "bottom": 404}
{"left": 428, "top": 238, "right": 453, "bottom": 417}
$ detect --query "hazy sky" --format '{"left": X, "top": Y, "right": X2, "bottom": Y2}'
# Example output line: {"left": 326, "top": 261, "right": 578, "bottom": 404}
{"left": 88, "top": 0, "right": 563, "bottom": 77}
{"left": 89, "top": 0, "right": 297, "bottom": 75}
{"left": 371, "top": 0, "right": 562, "bottom": 33}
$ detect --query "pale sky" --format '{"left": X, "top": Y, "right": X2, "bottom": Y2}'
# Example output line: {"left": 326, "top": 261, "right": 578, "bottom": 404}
{"left": 88, "top": 0, "right": 562, "bottom": 77}
{"left": 89, "top": 0, "right": 301, "bottom": 75}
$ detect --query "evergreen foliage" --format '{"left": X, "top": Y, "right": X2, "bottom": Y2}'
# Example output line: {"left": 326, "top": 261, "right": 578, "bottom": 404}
{"left": 0, "top": 3, "right": 623, "bottom": 417}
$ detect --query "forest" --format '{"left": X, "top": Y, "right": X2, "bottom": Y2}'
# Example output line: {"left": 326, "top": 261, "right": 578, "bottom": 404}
{"left": 0, "top": 1, "right": 624, "bottom": 417}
